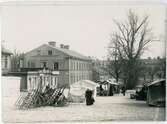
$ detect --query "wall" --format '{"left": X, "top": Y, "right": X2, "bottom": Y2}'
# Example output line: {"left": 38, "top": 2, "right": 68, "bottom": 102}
{"left": 27, "top": 71, "right": 58, "bottom": 91}
{"left": 69, "top": 58, "right": 92, "bottom": 84}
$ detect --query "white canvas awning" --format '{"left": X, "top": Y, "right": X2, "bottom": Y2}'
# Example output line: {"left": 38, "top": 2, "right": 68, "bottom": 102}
{"left": 70, "top": 80, "right": 99, "bottom": 91}
{"left": 69, "top": 80, "right": 99, "bottom": 102}
{"left": 147, "top": 79, "right": 165, "bottom": 87}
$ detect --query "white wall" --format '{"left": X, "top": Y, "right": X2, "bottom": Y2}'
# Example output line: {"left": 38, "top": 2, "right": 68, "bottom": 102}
{"left": 2, "top": 76, "right": 21, "bottom": 112}
{"left": 2, "top": 76, "right": 21, "bottom": 97}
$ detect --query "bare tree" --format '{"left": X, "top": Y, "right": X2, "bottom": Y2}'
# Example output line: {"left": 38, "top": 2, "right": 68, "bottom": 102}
{"left": 11, "top": 49, "right": 25, "bottom": 72}
{"left": 109, "top": 10, "right": 153, "bottom": 89}
{"left": 107, "top": 48, "right": 122, "bottom": 83}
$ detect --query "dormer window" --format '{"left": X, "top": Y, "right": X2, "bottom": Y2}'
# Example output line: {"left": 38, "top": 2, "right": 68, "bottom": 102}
{"left": 48, "top": 50, "right": 52, "bottom": 55}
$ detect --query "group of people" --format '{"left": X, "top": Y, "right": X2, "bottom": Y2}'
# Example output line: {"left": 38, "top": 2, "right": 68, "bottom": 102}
{"left": 99, "top": 84, "right": 126, "bottom": 96}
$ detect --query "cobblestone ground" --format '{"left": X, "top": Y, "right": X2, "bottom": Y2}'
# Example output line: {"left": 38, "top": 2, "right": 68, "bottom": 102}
{"left": 2, "top": 92, "right": 166, "bottom": 122}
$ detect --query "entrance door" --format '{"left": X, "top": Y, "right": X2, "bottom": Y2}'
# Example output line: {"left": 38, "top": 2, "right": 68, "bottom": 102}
{"left": 54, "top": 62, "right": 59, "bottom": 70}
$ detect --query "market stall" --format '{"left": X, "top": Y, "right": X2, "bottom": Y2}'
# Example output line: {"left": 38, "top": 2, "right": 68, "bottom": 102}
{"left": 69, "top": 80, "right": 99, "bottom": 102}
{"left": 147, "top": 79, "right": 165, "bottom": 107}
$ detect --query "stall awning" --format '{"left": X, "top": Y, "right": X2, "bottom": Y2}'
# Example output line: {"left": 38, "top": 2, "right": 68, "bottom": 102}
{"left": 147, "top": 79, "right": 165, "bottom": 87}
{"left": 70, "top": 80, "right": 99, "bottom": 91}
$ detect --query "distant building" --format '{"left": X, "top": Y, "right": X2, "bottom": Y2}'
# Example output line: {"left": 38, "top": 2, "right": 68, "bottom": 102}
{"left": 22, "top": 41, "right": 92, "bottom": 87}
{"left": 92, "top": 59, "right": 110, "bottom": 81}
{"left": 1, "top": 46, "right": 12, "bottom": 75}
{"left": 138, "top": 57, "right": 166, "bottom": 83}
{"left": 141, "top": 57, "right": 165, "bottom": 68}
{"left": 92, "top": 57, "right": 165, "bottom": 86}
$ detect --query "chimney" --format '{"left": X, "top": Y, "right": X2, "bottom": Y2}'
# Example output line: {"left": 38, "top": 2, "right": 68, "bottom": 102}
{"left": 60, "top": 44, "right": 64, "bottom": 48}
{"left": 64, "top": 45, "right": 70, "bottom": 49}
{"left": 48, "top": 41, "right": 56, "bottom": 47}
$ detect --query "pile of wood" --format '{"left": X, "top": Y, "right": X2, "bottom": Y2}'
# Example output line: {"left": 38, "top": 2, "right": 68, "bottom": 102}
{"left": 15, "top": 85, "right": 68, "bottom": 109}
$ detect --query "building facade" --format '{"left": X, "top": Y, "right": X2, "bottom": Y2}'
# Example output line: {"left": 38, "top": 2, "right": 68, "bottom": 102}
{"left": 138, "top": 57, "right": 166, "bottom": 83}
{"left": 92, "top": 57, "right": 165, "bottom": 86}
{"left": 23, "top": 42, "right": 92, "bottom": 87}
{"left": 1, "top": 46, "right": 12, "bottom": 75}
{"left": 92, "top": 59, "right": 110, "bottom": 82}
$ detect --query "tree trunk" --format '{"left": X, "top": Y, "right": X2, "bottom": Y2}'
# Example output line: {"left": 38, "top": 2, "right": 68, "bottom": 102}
{"left": 126, "top": 61, "right": 139, "bottom": 89}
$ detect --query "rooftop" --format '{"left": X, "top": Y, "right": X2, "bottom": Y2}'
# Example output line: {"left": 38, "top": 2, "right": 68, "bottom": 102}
{"left": 1, "top": 45, "right": 13, "bottom": 55}
{"left": 46, "top": 44, "right": 91, "bottom": 61}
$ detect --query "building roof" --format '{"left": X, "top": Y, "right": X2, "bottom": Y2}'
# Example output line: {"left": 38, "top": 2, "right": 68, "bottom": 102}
{"left": 46, "top": 44, "right": 91, "bottom": 61}
{"left": 1, "top": 46, "right": 13, "bottom": 55}
{"left": 147, "top": 79, "right": 165, "bottom": 87}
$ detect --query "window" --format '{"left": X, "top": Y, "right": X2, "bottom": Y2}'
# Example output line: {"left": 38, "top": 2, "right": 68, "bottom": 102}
{"left": 54, "top": 77, "right": 58, "bottom": 87}
{"left": 54, "top": 62, "right": 59, "bottom": 70}
{"left": 43, "top": 62, "right": 47, "bottom": 68}
{"left": 76, "top": 62, "right": 78, "bottom": 70}
{"left": 48, "top": 50, "right": 52, "bottom": 55}
{"left": 84, "top": 63, "right": 86, "bottom": 70}
{"left": 75, "top": 61, "right": 77, "bottom": 70}
{"left": 71, "top": 62, "right": 73, "bottom": 70}
{"left": 73, "top": 62, "right": 75, "bottom": 70}
{"left": 1, "top": 57, "right": 5, "bottom": 69}
{"left": 81, "top": 63, "right": 83, "bottom": 70}
{"left": 2, "top": 56, "right": 8, "bottom": 69}
{"left": 1, "top": 55, "right": 7, "bottom": 69}
{"left": 79, "top": 62, "right": 81, "bottom": 70}
{"left": 50, "top": 77, "right": 53, "bottom": 86}
{"left": 4, "top": 56, "right": 8, "bottom": 68}
{"left": 20, "top": 59, "right": 23, "bottom": 68}
{"left": 37, "top": 50, "right": 41, "bottom": 55}
{"left": 70, "top": 76, "right": 73, "bottom": 84}
{"left": 77, "top": 62, "right": 79, "bottom": 70}
{"left": 28, "top": 61, "right": 30, "bottom": 68}
{"left": 31, "top": 62, "right": 35, "bottom": 68}
{"left": 78, "top": 62, "right": 80, "bottom": 70}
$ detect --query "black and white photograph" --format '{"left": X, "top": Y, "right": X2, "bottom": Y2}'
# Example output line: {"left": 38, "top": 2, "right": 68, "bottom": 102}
{"left": 1, "top": 0, "right": 166, "bottom": 122}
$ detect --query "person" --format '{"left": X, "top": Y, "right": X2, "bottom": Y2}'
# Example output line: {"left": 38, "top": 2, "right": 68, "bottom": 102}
{"left": 109, "top": 84, "right": 113, "bottom": 96}
{"left": 99, "top": 84, "right": 104, "bottom": 96}
{"left": 122, "top": 86, "right": 126, "bottom": 96}
{"left": 85, "top": 89, "right": 95, "bottom": 105}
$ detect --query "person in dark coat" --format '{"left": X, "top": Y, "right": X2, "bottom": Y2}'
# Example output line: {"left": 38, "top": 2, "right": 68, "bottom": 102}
{"left": 99, "top": 85, "right": 104, "bottom": 96}
{"left": 122, "top": 86, "right": 126, "bottom": 96}
{"left": 85, "top": 89, "right": 95, "bottom": 105}
{"left": 109, "top": 84, "right": 114, "bottom": 96}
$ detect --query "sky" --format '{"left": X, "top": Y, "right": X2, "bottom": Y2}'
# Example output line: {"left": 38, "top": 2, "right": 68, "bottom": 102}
{"left": 1, "top": 1, "right": 166, "bottom": 59}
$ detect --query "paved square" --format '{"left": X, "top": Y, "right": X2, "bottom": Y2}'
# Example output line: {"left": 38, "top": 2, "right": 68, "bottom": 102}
{"left": 2, "top": 93, "right": 166, "bottom": 122}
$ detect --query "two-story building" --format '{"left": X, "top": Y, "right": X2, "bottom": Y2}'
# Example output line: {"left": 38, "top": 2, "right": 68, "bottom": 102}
{"left": 23, "top": 41, "right": 92, "bottom": 88}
